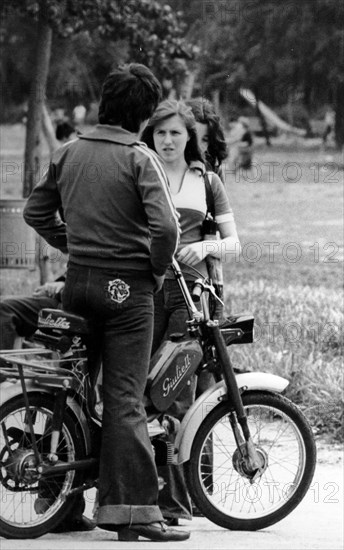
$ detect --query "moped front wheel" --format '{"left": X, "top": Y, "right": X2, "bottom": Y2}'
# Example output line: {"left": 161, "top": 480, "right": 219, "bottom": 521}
{"left": 0, "top": 393, "right": 86, "bottom": 539}
{"left": 185, "top": 391, "right": 316, "bottom": 531}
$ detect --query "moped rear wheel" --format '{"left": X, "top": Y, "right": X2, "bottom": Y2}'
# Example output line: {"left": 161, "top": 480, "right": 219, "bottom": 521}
{"left": 0, "top": 393, "right": 86, "bottom": 539}
{"left": 185, "top": 391, "right": 316, "bottom": 530}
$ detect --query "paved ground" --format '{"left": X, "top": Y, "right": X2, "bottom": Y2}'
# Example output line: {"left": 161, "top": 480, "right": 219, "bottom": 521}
{"left": 1, "top": 441, "right": 343, "bottom": 550}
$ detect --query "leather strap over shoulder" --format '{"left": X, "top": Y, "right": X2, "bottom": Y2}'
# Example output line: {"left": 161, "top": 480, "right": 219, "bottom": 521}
{"left": 203, "top": 172, "right": 215, "bottom": 218}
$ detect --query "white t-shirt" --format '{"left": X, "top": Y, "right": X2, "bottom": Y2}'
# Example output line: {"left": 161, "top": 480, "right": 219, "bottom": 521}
{"left": 166, "top": 162, "right": 234, "bottom": 279}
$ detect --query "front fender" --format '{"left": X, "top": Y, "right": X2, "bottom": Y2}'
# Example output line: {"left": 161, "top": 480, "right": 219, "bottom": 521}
{"left": 0, "top": 380, "right": 93, "bottom": 455}
{"left": 175, "top": 372, "right": 289, "bottom": 464}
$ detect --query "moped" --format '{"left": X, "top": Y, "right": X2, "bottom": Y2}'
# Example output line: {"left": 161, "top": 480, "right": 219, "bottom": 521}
{"left": 0, "top": 259, "right": 316, "bottom": 538}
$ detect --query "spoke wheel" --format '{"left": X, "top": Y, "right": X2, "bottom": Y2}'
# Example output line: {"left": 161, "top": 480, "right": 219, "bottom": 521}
{"left": 185, "top": 391, "right": 316, "bottom": 530}
{"left": 0, "top": 393, "right": 86, "bottom": 539}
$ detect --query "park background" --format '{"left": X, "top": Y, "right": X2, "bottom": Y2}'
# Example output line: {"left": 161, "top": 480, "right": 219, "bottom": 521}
{"left": 0, "top": 0, "right": 343, "bottom": 444}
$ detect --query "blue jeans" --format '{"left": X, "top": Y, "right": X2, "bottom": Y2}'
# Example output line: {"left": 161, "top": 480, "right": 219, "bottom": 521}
{"left": 62, "top": 263, "right": 164, "bottom": 527}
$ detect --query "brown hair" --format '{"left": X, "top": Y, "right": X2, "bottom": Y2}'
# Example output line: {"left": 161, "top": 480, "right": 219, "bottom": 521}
{"left": 141, "top": 99, "right": 204, "bottom": 164}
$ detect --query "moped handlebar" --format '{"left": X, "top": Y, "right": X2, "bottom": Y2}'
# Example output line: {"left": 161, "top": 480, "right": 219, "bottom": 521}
{"left": 170, "top": 258, "right": 224, "bottom": 322}
{"left": 191, "top": 281, "right": 203, "bottom": 302}
{"left": 170, "top": 259, "right": 199, "bottom": 318}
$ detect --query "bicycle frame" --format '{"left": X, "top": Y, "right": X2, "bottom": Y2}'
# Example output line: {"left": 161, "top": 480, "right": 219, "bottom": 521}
{"left": 0, "top": 346, "right": 97, "bottom": 481}
{"left": 2, "top": 260, "right": 316, "bottom": 539}
{"left": 0, "top": 260, "right": 265, "bottom": 482}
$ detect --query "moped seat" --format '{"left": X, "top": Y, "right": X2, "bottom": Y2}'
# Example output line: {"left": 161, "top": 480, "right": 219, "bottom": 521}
{"left": 38, "top": 308, "right": 91, "bottom": 334}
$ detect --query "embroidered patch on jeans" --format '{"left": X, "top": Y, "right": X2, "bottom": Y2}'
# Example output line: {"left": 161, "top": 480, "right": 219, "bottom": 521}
{"left": 107, "top": 279, "right": 130, "bottom": 304}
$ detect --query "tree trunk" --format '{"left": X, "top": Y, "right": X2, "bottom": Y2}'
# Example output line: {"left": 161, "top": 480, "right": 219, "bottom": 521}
{"left": 211, "top": 89, "right": 220, "bottom": 114}
{"left": 39, "top": 103, "right": 60, "bottom": 284}
{"left": 41, "top": 103, "right": 59, "bottom": 154}
{"left": 335, "top": 80, "right": 344, "bottom": 149}
{"left": 23, "top": 18, "right": 52, "bottom": 198}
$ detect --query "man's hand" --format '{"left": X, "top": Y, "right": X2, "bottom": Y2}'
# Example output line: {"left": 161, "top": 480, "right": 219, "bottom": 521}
{"left": 32, "top": 281, "right": 65, "bottom": 299}
{"left": 153, "top": 274, "right": 165, "bottom": 294}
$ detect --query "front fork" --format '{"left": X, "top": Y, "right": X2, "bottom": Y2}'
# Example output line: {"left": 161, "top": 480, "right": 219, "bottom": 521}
{"left": 209, "top": 322, "right": 263, "bottom": 477}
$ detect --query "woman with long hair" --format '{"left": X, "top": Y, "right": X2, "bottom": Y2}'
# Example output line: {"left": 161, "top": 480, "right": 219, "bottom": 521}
{"left": 185, "top": 97, "right": 230, "bottom": 323}
{"left": 141, "top": 99, "right": 240, "bottom": 525}
{"left": 185, "top": 97, "right": 229, "bottom": 181}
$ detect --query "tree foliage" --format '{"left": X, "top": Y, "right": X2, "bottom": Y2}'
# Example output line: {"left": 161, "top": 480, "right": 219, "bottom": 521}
{"left": 1, "top": 0, "right": 197, "bottom": 82}
{"left": 0, "top": 0, "right": 198, "bottom": 196}
{"left": 182, "top": 0, "right": 343, "bottom": 144}
{"left": 1, "top": 0, "right": 343, "bottom": 144}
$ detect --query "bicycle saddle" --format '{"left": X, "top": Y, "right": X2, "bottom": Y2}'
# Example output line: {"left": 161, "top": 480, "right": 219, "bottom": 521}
{"left": 38, "top": 308, "right": 91, "bottom": 334}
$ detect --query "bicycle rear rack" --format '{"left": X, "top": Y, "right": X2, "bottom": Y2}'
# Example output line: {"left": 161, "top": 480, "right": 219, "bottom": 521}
{"left": 0, "top": 348, "right": 86, "bottom": 387}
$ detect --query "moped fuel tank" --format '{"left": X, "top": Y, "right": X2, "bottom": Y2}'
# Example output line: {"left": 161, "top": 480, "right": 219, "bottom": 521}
{"left": 147, "top": 338, "right": 203, "bottom": 412}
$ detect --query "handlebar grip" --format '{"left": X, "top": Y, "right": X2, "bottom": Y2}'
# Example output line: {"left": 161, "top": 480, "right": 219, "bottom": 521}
{"left": 191, "top": 282, "right": 203, "bottom": 302}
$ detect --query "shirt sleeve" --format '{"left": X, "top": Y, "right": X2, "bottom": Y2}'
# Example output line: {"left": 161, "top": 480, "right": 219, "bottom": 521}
{"left": 216, "top": 164, "right": 226, "bottom": 184}
{"left": 210, "top": 172, "right": 235, "bottom": 224}
{"left": 23, "top": 162, "right": 68, "bottom": 253}
{"left": 134, "top": 145, "right": 180, "bottom": 276}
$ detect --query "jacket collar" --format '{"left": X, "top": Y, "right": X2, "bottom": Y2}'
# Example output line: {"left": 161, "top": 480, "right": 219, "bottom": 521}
{"left": 79, "top": 124, "right": 140, "bottom": 145}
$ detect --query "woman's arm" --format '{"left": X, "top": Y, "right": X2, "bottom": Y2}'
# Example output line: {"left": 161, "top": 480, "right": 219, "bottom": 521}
{"left": 176, "top": 222, "right": 241, "bottom": 266}
{"left": 203, "top": 173, "right": 241, "bottom": 262}
{"left": 202, "top": 219, "right": 241, "bottom": 263}
{"left": 176, "top": 171, "right": 241, "bottom": 266}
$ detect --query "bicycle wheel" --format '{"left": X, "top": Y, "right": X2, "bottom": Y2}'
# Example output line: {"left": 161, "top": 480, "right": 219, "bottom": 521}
{"left": 185, "top": 391, "right": 316, "bottom": 530}
{"left": 0, "top": 393, "right": 86, "bottom": 538}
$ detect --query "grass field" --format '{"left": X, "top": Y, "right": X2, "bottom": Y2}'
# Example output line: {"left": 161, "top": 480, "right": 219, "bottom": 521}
{"left": 1, "top": 124, "right": 343, "bottom": 441}
{"left": 223, "top": 143, "right": 343, "bottom": 441}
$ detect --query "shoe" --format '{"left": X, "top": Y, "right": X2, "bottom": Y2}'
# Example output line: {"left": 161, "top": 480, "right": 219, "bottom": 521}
{"left": 117, "top": 521, "right": 190, "bottom": 542}
{"left": 51, "top": 515, "right": 96, "bottom": 533}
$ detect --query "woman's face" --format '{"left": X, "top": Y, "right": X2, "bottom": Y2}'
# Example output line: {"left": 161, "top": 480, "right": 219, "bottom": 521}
{"left": 153, "top": 115, "right": 189, "bottom": 165}
{"left": 195, "top": 122, "right": 209, "bottom": 154}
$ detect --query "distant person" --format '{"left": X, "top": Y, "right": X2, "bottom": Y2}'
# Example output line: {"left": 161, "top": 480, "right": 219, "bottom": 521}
{"left": 55, "top": 121, "right": 76, "bottom": 143}
{"left": 229, "top": 116, "right": 253, "bottom": 170}
{"left": 322, "top": 109, "right": 335, "bottom": 144}
{"left": 238, "top": 116, "right": 253, "bottom": 148}
{"left": 53, "top": 108, "right": 66, "bottom": 122}
{"left": 72, "top": 104, "right": 87, "bottom": 126}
